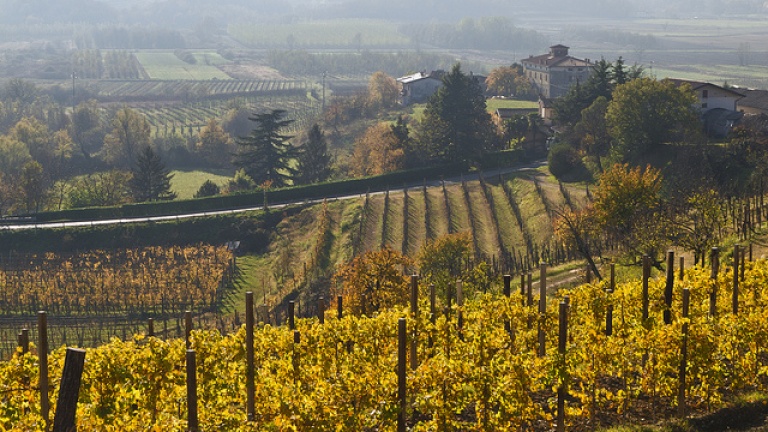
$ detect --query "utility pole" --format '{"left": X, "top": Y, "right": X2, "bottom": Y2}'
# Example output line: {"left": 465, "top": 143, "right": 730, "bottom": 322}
{"left": 71, "top": 72, "right": 76, "bottom": 113}
{"left": 322, "top": 71, "right": 326, "bottom": 110}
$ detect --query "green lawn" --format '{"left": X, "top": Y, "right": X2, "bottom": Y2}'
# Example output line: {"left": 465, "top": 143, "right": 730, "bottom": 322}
{"left": 135, "top": 52, "right": 232, "bottom": 80}
{"left": 170, "top": 170, "right": 233, "bottom": 199}
{"left": 485, "top": 98, "right": 538, "bottom": 112}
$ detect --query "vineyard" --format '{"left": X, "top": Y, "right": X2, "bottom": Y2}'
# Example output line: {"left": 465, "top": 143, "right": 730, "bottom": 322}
{"left": 2, "top": 250, "right": 767, "bottom": 430}
{"left": 136, "top": 93, "right": 321, "bottom": 137}
{"left": 251, "top": 169, "right": 589, "bottom": 307}
{"left": 94, "top": 79, "right": 311, "bottom": 100}
{"left": 0, "top": 245, "right": 235, "bottom": 358}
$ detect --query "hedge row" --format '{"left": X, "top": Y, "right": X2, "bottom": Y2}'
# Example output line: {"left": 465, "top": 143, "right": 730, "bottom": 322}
{"left": 30, "top": 149, "right": 526, "bottom": 223}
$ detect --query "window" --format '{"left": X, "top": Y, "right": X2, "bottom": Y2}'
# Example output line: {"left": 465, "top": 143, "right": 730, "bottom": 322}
{"left": 702, "top": 90, "right": 709, "bottom": 98}
{"left": 702, "top": 103, "right": 708, "bottom": 108}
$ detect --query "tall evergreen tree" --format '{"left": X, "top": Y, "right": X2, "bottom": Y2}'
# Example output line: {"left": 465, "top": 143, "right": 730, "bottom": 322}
{"left": 233, "top": 109, "right": 296, "bottom": 188}
{"left": 296, "top": 124, "right": 332, "bottom": 185}
{"left": 415, "top": 64, "right": 496, "bottom": 163}
{"left": 129, "top": 145, "right": 176, "bottom": 202}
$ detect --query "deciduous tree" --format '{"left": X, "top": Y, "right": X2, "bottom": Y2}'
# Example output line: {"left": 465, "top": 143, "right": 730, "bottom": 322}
{"left": 196, "top": 118, "right": 233, "bottom": 168}
{"left": 592, "top": 163, "right": 668, "bottom": 262}
{"left": 103, "top": 107, "right": 152, "bottom": 169}
{"left": 350, "top": 122, "right": 405, "bottom": 177}
{"left": 606, "top": 78, "right": 700, "bottom": 161}
{"left": 332, "top": 247, "right": 413, "bottom": 316}
{"left": 67, "top": 170, "right": 132, "bottom": 208}
{"left": 418, "top": 232, "right": 473, "bottom": 299}
{"left": 70, "top": 100, "right": 107, "bottom": 159}
{"left": 366, "top": 71, "right": 399, "bottom": 112}
{"left": 573, "top": 96, "right": 611, "bottom": 172}
{"left": 19, "top": 160, "right": 47, "bottom": 213}
{"left": 485, "top": 64, "right": 532, "bottom": 98}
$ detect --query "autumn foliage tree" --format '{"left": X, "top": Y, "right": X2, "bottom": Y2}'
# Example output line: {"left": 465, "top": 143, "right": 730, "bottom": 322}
{"left": 332, "top": 247, "right": 413, "bottom": 316}
{"left": 485, "top": 64, "right": 533, "bottom": 99}
{"left": 592, "top": 163, "right": 668, "bottom": 262}
{"left": 366, "top": 71, "right": 400, "bottom": 112}
{"left": 417, "top": 232, "right": 473, "bottom": 299}
{"left": 196, "top": 118, "right": 233, "bottom": 168}
{"left": 350, "top": 122, "right": 405, "bottom": 177}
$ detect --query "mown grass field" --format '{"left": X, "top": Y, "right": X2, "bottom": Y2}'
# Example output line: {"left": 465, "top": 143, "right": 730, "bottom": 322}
{"left": 135, "top": 52, "right": 232, "bottom": 80}
{"left": 485, "top": 98, "right": 539, "bottom": 112}
{"left": 170, "top": 170, "right": 233, "bottom": 200}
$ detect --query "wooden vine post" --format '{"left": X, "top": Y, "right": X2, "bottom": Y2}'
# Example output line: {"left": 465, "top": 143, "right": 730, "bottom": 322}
{"left": 527, "top": 273, "right": 533, "bottom": 307}
{"left": 733, "top": 245, "right": 740, "bottom": 315}
{"left": 245, "top": 292, "right": 255, "bottom": 421}
{"left": 519, "top": 274, "right": 525, "bottom": 298}
{"left": 397, "top": 318, "right": 407, "bottom": 432}
{"left": 679, "top": 288, "right": 690, "bottom": 418}
{"left": 337, "top": 295, "right": 343, "bottom": 320}
{"left": 318, "top": 297, "right": 325, "bottom": 324}
{"left": 410, "top": 274, "right": 419, "bottom": 371}
{"left": 664, "top": 251, "right": 675, "bottom": 325}
{"left": 503, "top": 275, "right": 511, "bottom": 335}
{"left": 52, "top": 348, "right": 86, "bottom": 432}
{"left": 293, "top": 331, "right": 301, "bottom": 384}
{"left": 288, "top": 301, "right": 295, "bottom": 330}
{"left": 185, "top": 310, "right": 193, "bottom": 349}
{"left": 679, "top": 256, "right": 685, "bottom": 281}
{"left": 429, "top": 284, "right": 436, "bottom": 350}
{"left": 38, "top": 311, "right": 49, "bottom": 431}
{"left": 18, "top": 328, "right": 29, "bottom": 354}
{"left": 710, "top": 247, "right": 719, "bottom": 317}
{"left": 457, "top": 280, "right": 464, "bottom": 340}
{"left": 642, "top": 255, "right": 650, "bottom": 324}
{"left": 186, "top": 349, "right": 198, "bottom": 432}
{"left": 538, "top": 263, "right": 548, "bottom": 357}
{"left": 606, "top": 303, "right": 613, "bottom": 337}
{"left": 147, "top": 318, "right": 154, "bottom": 337}
{"left": 556, "top": 300, "right": 569, "bottom": 432}
{"left": 609, "top": 263, "right": 615, "bottom": 292}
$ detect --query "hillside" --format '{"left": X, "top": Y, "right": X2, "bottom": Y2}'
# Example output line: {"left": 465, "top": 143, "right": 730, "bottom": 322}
{"left": 230, "top": 166, "right": 589, "bottom": 315}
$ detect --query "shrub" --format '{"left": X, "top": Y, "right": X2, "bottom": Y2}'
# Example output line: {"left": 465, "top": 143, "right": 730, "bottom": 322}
{"left": 548, "top": 142, "right": 587, "bottom": 180}
{"left": 194, "top": 180, "right": 221, "bottom": 198}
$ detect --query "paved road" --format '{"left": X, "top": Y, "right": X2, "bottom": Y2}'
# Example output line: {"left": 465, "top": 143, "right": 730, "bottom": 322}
{"left": 0, "top": 160, "right": 546, "bottom": 231}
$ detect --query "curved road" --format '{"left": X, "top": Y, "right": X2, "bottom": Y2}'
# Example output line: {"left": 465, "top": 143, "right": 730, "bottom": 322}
{"left": 0, "top": 160, "right": 546, "bottom": 231}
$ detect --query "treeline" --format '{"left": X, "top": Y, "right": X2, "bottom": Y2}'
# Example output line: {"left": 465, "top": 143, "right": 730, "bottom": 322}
{"left": 266, "top": 50, "right": 488, "bottom": 77}
{"left": 565, "top": 27, "right": 659, "bottom": 49}
{"left": 398, "top": 17, "right": 549, "bottom": 51}
{"left": 74, "top": 25, "right": 187, "bottom": 50}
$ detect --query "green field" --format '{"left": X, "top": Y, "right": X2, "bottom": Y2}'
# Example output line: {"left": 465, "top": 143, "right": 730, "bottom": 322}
{"left": 170, "top": 169, "right": 233, "bottom": 199}
{"left": 485, "top": 98, "right": 538, "bottom": 112}
{"left": 229, "top": 19, "right": 411, "bottom": 48}
{"left": 135, "top": 52, "right": 232, "bottom": 80}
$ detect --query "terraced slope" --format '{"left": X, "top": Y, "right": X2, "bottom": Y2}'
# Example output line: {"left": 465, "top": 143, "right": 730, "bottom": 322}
{"left": 243, "top": 171, "right": 587, "bottom": 307}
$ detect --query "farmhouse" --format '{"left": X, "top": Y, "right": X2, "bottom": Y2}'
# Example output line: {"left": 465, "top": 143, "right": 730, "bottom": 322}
{"left": 397, "top": 71, "right": 443, "bottom": 105}
{"left": 736, "top": 88, "right": 768, "bottom": 116}
{"left": 666, "top": 79, "right": 745, "bottom": 138}
{"left": 397, "top": 70, "right": 487, "bottom": 105}
{"left": 520, "top": 45, "right": 594, "bottom": 99}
